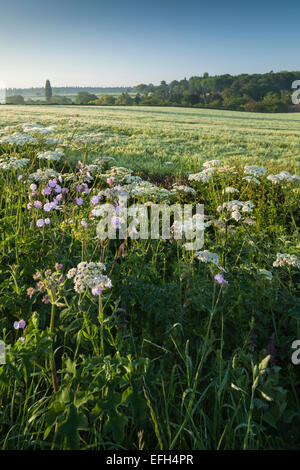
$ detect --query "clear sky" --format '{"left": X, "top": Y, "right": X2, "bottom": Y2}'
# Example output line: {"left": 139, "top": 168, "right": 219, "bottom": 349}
{"left": 0, "top": 0, "right": 300, "bottom": 88}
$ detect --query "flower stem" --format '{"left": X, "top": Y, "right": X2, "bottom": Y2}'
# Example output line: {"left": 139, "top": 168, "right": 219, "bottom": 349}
{"left": 98, "top": 293, "right": 104, "bottom": 355}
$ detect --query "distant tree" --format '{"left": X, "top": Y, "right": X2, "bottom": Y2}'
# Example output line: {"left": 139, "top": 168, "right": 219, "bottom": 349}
{"left": 45, "top": 80, "right": 52, "bottom": 102}
{"left": 93, "top": 94, "right": 116, "bottom": 105}
{"left": 6, "top": 94, "right": 25, "bottom": 105}
{"left": 259, "top": 92, "right": 288, "bottom": 112}
{"left": 244, "top": 99, "right": 261, "bottom": 112}
{"left": 181, "top": 91, "right": 200, "bottom": 105}
{"left": 50, "top": 95, "right": 72, "bottom": 105}
{"left": 74, "top": 91, "right": 98, "bottom": 105}
{"left": 115, "top": 92, "right": 133, "bottom": 106}
{"left": 134, "top": 93, "right": 141, "bottom": 105}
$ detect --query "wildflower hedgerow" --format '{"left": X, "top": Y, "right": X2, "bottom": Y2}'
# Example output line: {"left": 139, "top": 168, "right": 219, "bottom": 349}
{"left": 0, "top": 106, "right": 299, "bottom": 451}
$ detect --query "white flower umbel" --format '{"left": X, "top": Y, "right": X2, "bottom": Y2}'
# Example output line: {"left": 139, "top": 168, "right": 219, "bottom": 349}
{"left": 37, "top": 148, "right": 64, "bottom": 161}
{"left": 267, "top": 171, "right": 300, "bottom": 184}
{"left": 223, "top": 187, "right": 240, "bottom": 194}
{"left": 67, "top": 261, "right": 112, "bottom": 294}
{"left": 219, "top": 200, "right": 255, "bottom": 222}
{"left": 244, "top": 165, "right": 267, "bottom": 178}
{"left": 0, "top": 132, "right": 38, "bottom": 146}
{"left": 171, "top": 184, "right": 197, "bottom": 195}
{"left": 0, "top": 157, "right": 30, "bottom": 171}
{"left": 28, "top": 168, "right": 59, "bottom": 182}
{"left": 188, "top": 170, "right": 212, "bottom": 183}
{"left": 21, "top": 124, "right": 58, "bottom": 134}
{"left": 195, "top": 250, "right": 219, "bottom": 266}
{"left": 273, "top": 253, "right": 300, "bottom": 269}
{"left": 202, "top": 160, "right": 222, "bottom": 168}
{"left": 243, "top": 176, "right": 260, "bottom": 184}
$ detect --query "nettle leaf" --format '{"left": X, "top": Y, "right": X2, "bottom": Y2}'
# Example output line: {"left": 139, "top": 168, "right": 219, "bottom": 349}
{"left": 44, "top": 402, "right": 66, "bottom": 439}
{"left": 58, "top": 404, "right": 88, "bottom": 450}
{"left": 128, "top": 392, "right": 147, "bottom": 425}
{"left": 121, "top": 386, "right": 133, "bottom": 404}
{"left": 65, "top": 357, "right": 77, "bottom": 378}
{"left": 103, "top": 410, "right": 128, "bottom": 443}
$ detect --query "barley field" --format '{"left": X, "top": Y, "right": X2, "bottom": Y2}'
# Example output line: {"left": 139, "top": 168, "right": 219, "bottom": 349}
{"left": 0, "top": 105, "right": 299, "bottom": 450}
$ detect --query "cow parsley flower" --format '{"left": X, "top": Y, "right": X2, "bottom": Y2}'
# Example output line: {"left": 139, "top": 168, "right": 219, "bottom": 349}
{"left": 203, "top": 160, "right": 221, "bottom": 168}
{"left": 267, "top": 171, "right": 299, "bottom": 184}
{"left": 0, "top": 157, "right": 30, "bottom": 171}
{"left": 244, "top": 165, "right": 267, "bottom": 178}
{"left": 0, "top": 132, "right": 38, "bottom": 146}
{"left": 195, "top": 250, "right": 219, "bottom": 265}
{"left": 273, "top": 253, "right": 300, "bottom": 268}
{"left": 188, "top": 170, "right": 212, "bottom": 183}
{"left": 67, "top": 261, "right": 112, "bottom": 294}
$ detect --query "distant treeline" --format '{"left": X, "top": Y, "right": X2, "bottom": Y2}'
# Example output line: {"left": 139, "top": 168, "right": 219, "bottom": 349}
{"left": 6, "top": 86, "right": 134, "bottom": 96}
{"left": 4, "top": 72, "right": 300, "bottom": 112}
{"left": 134, "top": 72, "right": 300, "bottom": 112}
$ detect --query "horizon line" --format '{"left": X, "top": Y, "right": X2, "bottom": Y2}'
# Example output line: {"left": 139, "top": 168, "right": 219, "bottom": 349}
{"left": 4, "top": 70, "right": 300, "bottom": 90}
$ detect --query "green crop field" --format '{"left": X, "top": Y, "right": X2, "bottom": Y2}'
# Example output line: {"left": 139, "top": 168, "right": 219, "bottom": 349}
{"left": 0, "top": 105, "right": 299, "bottom": 450}
{"left": 1, "top": 105, "right": 300, "bottom": 173}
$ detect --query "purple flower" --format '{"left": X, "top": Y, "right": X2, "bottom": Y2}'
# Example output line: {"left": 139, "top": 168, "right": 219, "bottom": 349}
{"left": 14, "top": 319, "right": 26, "bottom": 329}
{"left": 92, "top": 286, "right": 102, "bottom": 296}
{"left": 37, "top": 281, "right": 45, "bottom": 293}
{"left": 214, "top": 273, "right": 228, "bottom": 286}
{"left": 83, "top": 185, "right": 90, "bottom": 194}
{"left": 44, "top": 218, "right": 51, "bottom": 224}
{"left": 27, "top": 287, "right": 35, "bottom": 298}
{"left": 76, "top": 197, "right": 83, "bottom": 206}
{"left": 30, "top": 183, "right": 37, "bottom": 192}
{"left": 55, "top": 193, "right": 63, "bottom": 201}
{"left": 36, "top": 219, "right": 44, "bottom": 227}
{"left": 42, "top": 295, "right": 50, "bottom": 304}
{"left": 19, "top": 320, "right": 26, "bottom": 329}
{"left": 91, "top": 195, "right": 100, "bottom": 205}
{"left": 49, "top": 201, "right": 58, "bottom": 210}
{"left": 76, "top": 184, "right": 82, "bottom": 192}
{"left": 18, "top": 175, "right": 22, "bottom": 181}
{"left": 43, "top": 185, "right": 52, "bottom": 195}
{"left": 81, "top": 220, "right": 88, "bottom": 227}
{"left": 48, "top": 179, "right": 57, "bottom": 188}
{"left": 54, "top": 184, "right": 62, "bottom": 193}
{"left": 62, "top": 187, "right": 69, "bottom": 194}
{"left": 111, "top": 216, "right": 120, "bottom": 229}
{"left": 34, "top": 200, "right": 42, "bottom": 209}
{"left": 43, "top": 202, "right": 52, "bottom": 212}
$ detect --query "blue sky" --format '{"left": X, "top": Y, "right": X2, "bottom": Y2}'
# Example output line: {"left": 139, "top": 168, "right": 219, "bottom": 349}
{"left": 1, "top": 0, "right": 300, "bottom": 88}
